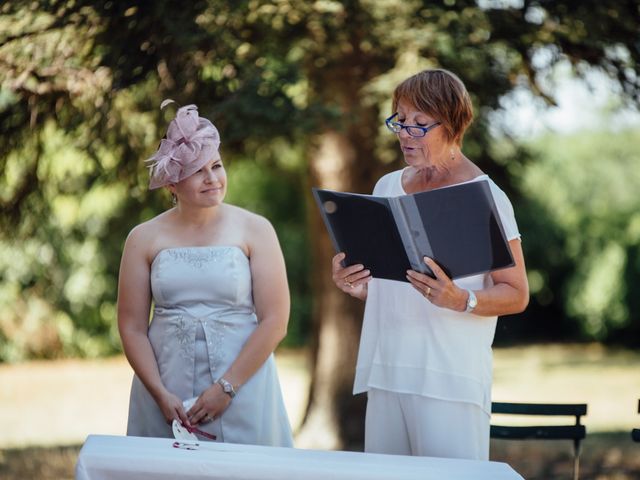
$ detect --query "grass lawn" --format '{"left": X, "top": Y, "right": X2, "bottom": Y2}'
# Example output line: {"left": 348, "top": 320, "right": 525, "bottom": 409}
{"left": 493, "top": 343, "right": 640, "bottom": 432}
{"left": 0, "top": 343, "right": 639, "bottom": 479}
{"left": 491, "top": 344, "right": 640, "bottom": 479}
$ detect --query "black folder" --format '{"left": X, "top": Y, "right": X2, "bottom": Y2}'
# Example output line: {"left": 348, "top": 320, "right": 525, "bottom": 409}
{"left": 312, "top": 179, "right": 515, "bottom": 282}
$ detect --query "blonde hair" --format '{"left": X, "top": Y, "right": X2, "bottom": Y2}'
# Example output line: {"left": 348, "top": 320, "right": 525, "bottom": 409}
{"left": 392, "top": 69, "right": 473, "bottom": 146}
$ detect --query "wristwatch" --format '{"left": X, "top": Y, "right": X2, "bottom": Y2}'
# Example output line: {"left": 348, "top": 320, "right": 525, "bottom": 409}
{"left": 465, "top": 289, "right": 477, "bottom": 313}
{"left": 217, "top": 377, "right": 236, "bottom": 398}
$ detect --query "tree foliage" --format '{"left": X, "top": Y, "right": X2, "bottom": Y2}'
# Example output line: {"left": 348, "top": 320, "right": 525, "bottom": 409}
{"left": 512, "top": 127, "right": 640, "bottom": 343}
{"left": 0, "top": 3, "right": 639, "bottom": 448}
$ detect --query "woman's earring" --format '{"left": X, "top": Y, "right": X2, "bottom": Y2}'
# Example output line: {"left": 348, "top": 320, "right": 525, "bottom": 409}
{"left": 171, "top": 193, "right": 177, "bottom": 206}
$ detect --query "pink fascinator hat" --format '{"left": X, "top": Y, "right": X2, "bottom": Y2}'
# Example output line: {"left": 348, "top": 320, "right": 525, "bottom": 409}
{"left": 146, "top": 99, "right": 221, "bottom": 190}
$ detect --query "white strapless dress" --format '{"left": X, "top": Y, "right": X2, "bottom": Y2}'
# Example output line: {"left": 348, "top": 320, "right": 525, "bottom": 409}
{"left": 126, "top": 246, "right": 293, "bottom": 447}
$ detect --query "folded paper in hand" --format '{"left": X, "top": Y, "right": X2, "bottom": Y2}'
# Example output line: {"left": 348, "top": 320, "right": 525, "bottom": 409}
{"left": 312, "top": 179, "right": 514, "bottom": 282}
{"left": 171, "top": 397, "right": 217, "bottom": 441}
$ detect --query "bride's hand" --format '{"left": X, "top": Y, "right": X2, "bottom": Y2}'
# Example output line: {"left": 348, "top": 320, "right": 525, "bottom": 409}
{"left": 187, "top": 383, "right": 232, "bottom": 425}
{"left": 157, "top": 390, "right": 191, "bottom": 427}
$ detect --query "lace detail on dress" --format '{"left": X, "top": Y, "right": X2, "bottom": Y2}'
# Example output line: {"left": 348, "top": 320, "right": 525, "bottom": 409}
{"left": 170, "top": 316, "right": 194, "bottom": 361}
{"left": 166, "top": 248, "right": 229, "bottom": 269}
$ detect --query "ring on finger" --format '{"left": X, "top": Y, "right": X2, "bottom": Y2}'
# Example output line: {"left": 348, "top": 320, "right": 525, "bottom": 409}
{"left": 344, "top": 281, "right": 353, "bottom": 288}
{"left": 426, "top": 286, "right": 431, "bottom": 297}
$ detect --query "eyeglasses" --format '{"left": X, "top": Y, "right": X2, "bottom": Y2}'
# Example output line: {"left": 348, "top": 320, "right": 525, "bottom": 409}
{"left": 385, "top": 113, "right": 441, "bottom": 137}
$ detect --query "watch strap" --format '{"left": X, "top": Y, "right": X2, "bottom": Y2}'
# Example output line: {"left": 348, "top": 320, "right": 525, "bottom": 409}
{"left": 465, "top": 289, "right": 477, "bottom": 313}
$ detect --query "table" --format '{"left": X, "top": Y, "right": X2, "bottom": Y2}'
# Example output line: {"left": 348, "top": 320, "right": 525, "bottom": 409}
{"left": 75, "top": 434, "right": 524, "bottom": 480}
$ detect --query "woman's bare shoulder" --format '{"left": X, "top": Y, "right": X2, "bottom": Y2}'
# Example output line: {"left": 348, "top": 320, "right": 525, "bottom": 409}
{"left": 123, "top": 211, "right": 174, "bottom": 261}
{"left": 223, "top": 204, "right": 277, "bottom": 257}
{"left": 128, "top": 211, "right": 169, "bottom": 238}
{"left": 224, "top": 203, "right": 272, "bottom": 230}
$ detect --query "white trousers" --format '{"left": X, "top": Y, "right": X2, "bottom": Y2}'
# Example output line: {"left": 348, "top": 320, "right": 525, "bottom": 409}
{"left": 364, "top": 388, "right": 490, "bottom": 460}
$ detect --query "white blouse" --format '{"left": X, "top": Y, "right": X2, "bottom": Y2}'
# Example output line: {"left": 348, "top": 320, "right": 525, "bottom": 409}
{"left": 353, "top": 169, "right": 521, "bottom": 415}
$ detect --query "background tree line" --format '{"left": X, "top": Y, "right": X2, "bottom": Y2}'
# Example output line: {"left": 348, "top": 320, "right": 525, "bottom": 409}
{"left": 1, "top": 0, "right": 639, "bottom": 447}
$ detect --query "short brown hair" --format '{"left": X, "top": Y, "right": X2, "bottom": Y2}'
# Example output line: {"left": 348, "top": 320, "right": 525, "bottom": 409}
{"left": 392, "top": 69, "right": 473, "bottom": 146}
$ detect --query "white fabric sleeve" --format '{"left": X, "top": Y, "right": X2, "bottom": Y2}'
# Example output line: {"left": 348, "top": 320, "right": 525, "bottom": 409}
{"left": 489, "top": 181, "right": 521, "bottom": 241}
{"left": 372, "top": 169, "right": 405, "bottom": 196}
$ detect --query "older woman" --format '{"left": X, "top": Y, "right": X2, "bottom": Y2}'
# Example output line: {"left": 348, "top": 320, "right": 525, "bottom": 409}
{"left": 118, "top": 101, "right": 292, "bottom": 446}
{"left": 332, "top": 69, "right": 529, "bottom": 460}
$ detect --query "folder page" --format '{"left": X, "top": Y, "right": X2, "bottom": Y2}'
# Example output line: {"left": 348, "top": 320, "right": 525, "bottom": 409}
{"left": 404, "top": 179, "right": 514, "bottom": 279}
{"left": 313, "top": 188, "right": 412, "bottom": 282}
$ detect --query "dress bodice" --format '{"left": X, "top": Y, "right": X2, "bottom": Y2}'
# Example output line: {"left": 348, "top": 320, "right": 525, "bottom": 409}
{"left": 150, "top": 246, "right": 254, "bottom": 318}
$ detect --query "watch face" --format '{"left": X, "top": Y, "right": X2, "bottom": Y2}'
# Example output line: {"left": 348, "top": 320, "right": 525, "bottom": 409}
{"left": 218, "top": 378, "right": 235, "bottom": 397}
{"left": 466, "top": 290, "right": 477, "bottom": 311}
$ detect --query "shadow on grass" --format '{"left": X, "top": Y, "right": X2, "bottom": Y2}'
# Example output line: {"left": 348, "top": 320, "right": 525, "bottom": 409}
{"left": 0, "top": 444, "right": 80, "bottom": 480}
{"left": 491, "top": 431, "right": 640, "bottom": 479}
{"left": 0, "top": 432, "right": 638, "bottom": 480}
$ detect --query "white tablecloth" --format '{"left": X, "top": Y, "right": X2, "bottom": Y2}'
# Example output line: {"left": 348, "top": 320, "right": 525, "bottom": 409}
{"left": 75, "top": 435, "right": 523, "bottom": 480}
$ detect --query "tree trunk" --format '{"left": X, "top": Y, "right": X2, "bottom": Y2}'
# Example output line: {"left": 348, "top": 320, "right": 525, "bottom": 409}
{"left": 296, "top": 109, "right": 388, "bottom": 450}
{"left": 295, "top": 130, "right": 367, "bottom": 450}
{"left": 293, "top": 8, "right": 393, "bottom": 444}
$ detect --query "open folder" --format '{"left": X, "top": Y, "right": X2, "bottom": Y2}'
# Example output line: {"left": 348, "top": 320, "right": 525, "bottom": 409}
{"left": 312, "top": 179, "right": 514, "bottom": 282}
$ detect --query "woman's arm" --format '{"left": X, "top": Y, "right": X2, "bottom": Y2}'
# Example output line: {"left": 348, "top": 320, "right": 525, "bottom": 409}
{"left": 187, "top": 215, "right": 290, "bottom": 424}
{"left": 117, "top": 226, "right": 190, "bottom": 426}
{"left": 472, "top": 238, "right": 529, "bottom": 316}
{"left": 406, "top": 238, "right": 529, "bottom": 316}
